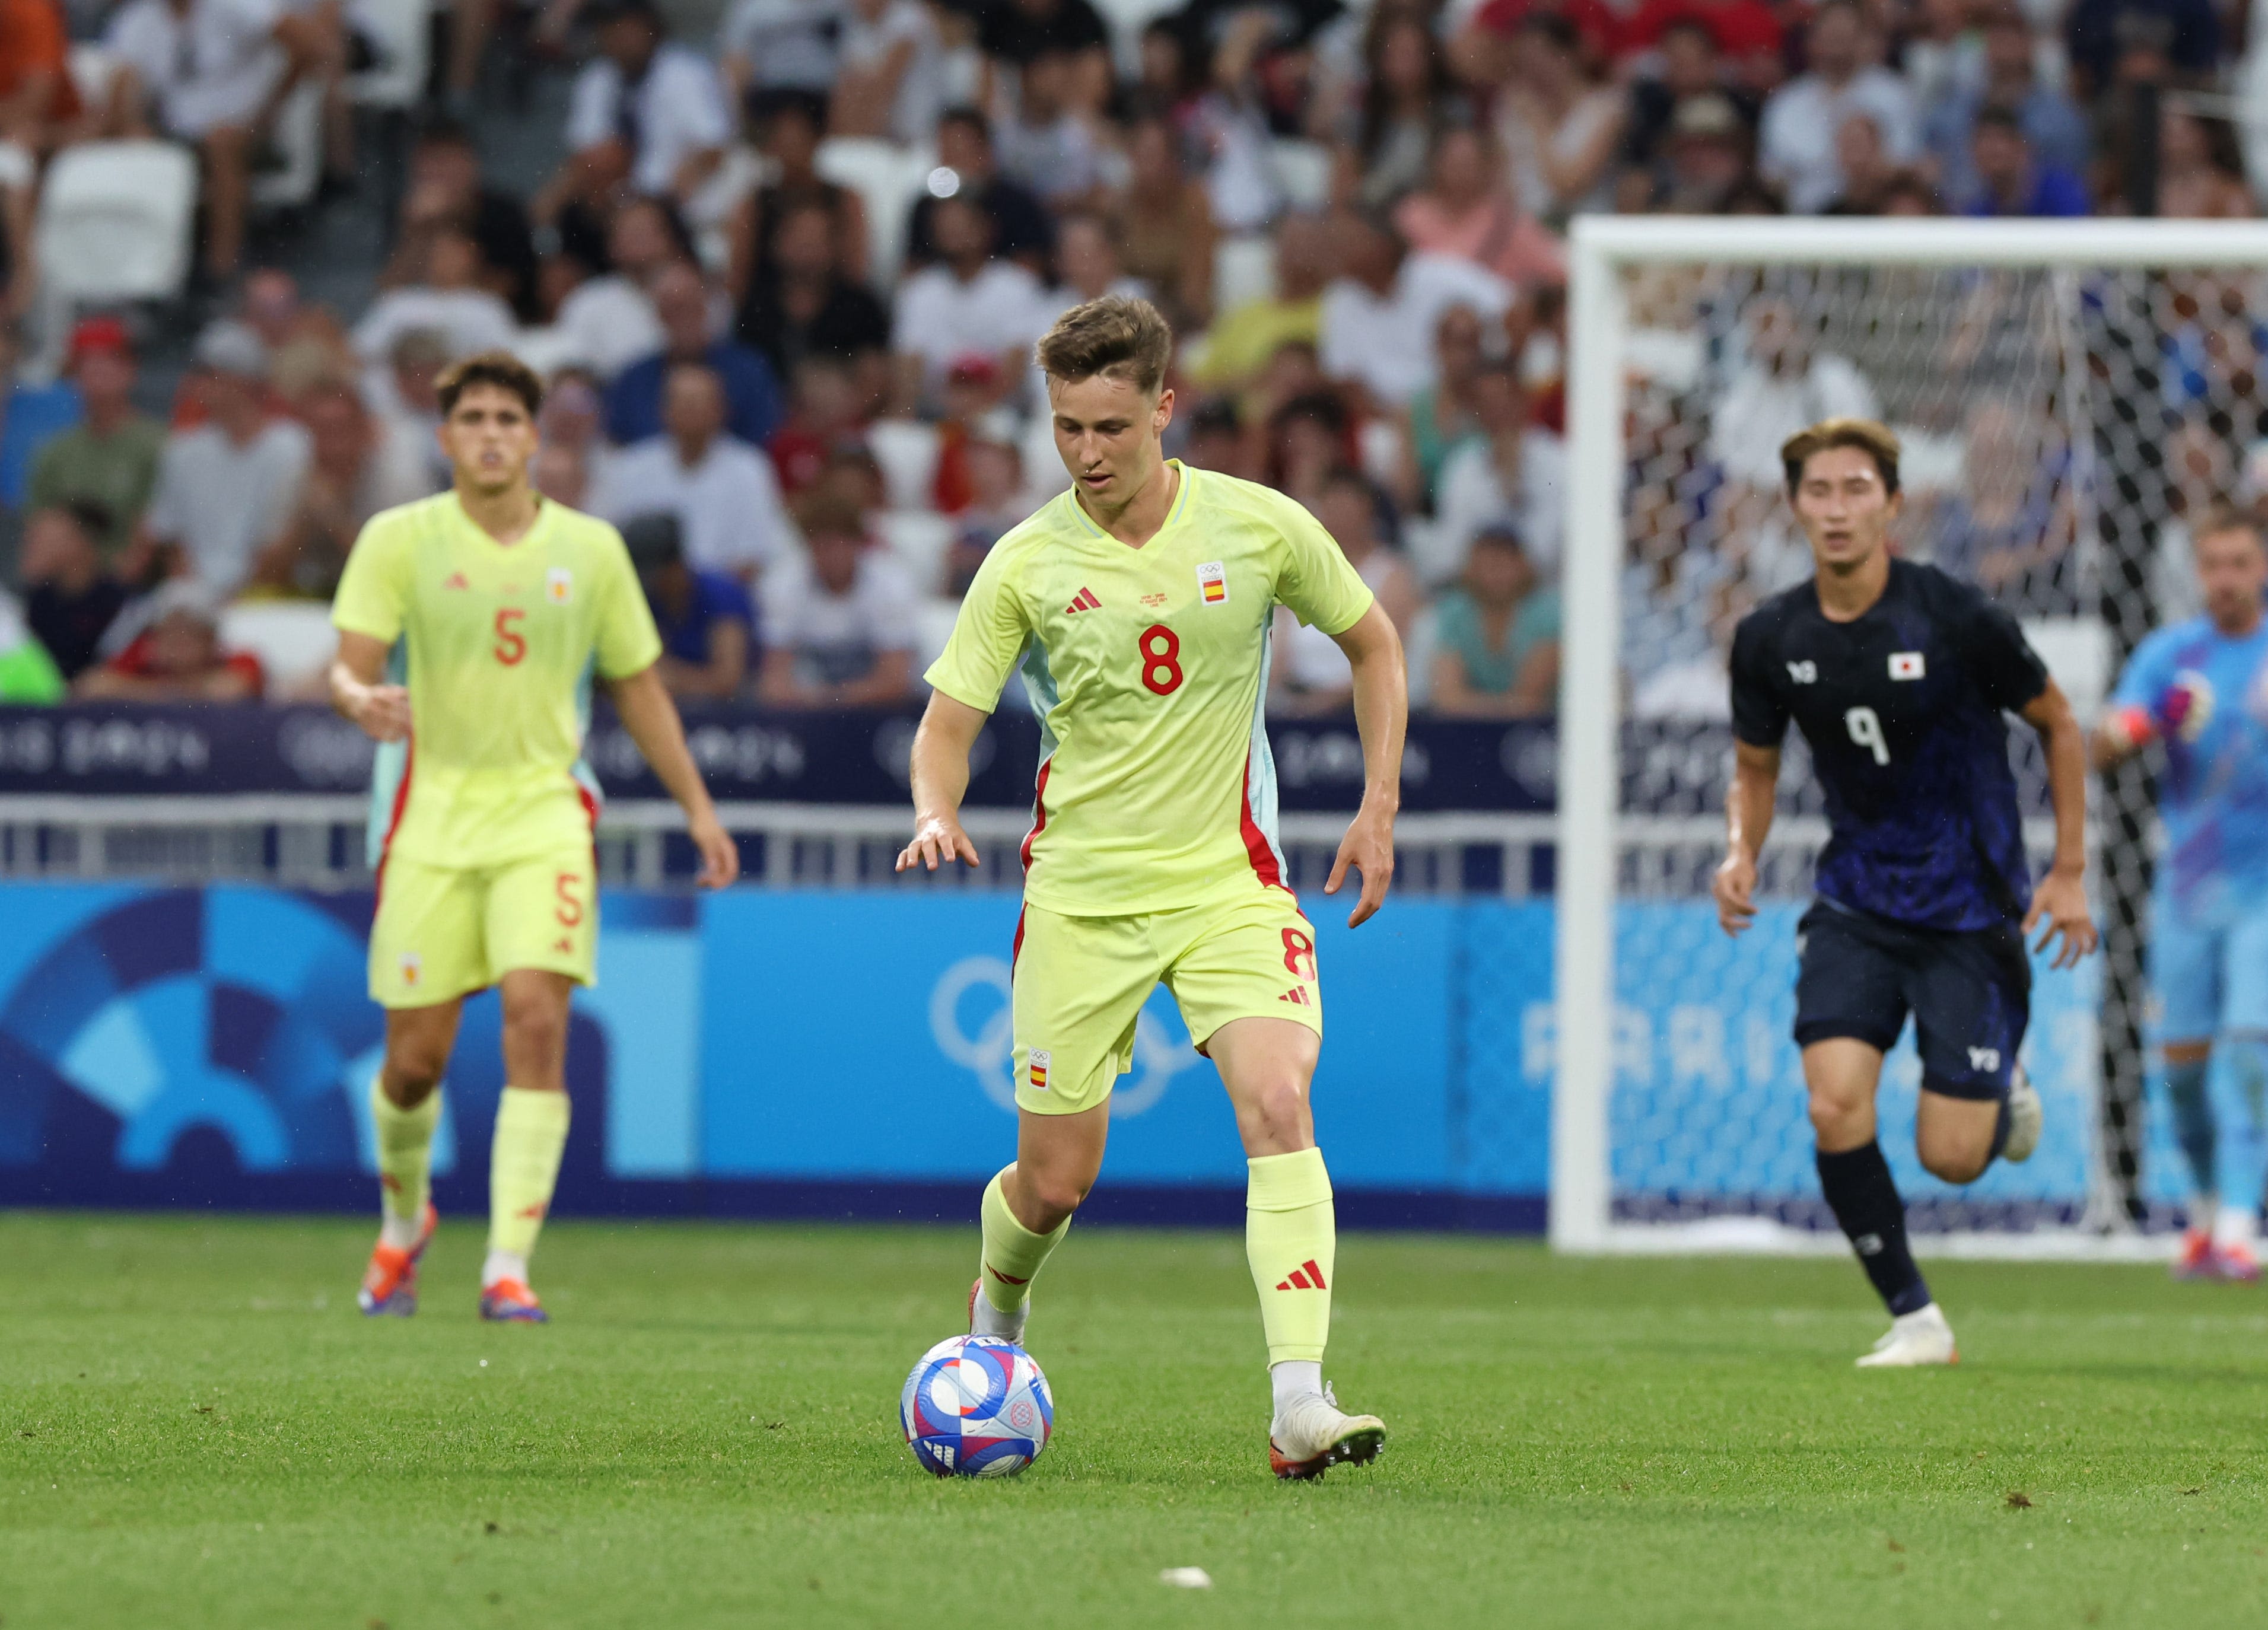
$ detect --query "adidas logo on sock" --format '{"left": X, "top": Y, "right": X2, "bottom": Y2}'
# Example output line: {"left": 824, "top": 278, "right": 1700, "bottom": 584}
{"left": 1064, "top": 587, "right": 1101, "bottom": 614}
{"left": 1274, "top": 1259, "right": 1328, "bottom": 1291}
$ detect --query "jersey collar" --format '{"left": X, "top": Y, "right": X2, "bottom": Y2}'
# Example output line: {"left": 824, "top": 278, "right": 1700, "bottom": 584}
{"left": 1063, "top": 459, "right": 1196, "bottom": 550}
{"left": 451, "top": 489, "right": 554, "bottom": 551}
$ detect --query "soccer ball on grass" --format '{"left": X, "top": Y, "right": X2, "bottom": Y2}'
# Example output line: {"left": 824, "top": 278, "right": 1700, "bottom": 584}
{"left": 899, "top": 1335, "right": 1052, "bottom": 1477}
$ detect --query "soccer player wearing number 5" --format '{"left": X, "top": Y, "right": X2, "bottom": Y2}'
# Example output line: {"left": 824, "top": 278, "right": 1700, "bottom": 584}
{"left": 1714, "top": 419, "right": 2097, "bottom": 1367}
{"left": 2096, "top": 505, "right": 2268, "bottom": 1282}
{"left": 329, "top": 352, "right": 739, "bottom": 1323}
{"left": 896, "top": 298, "right": 1410, "bottom": 1478}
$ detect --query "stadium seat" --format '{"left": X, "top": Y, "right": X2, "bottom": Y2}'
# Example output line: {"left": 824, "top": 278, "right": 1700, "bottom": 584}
{"left": 1403, "top": 603, "right": 1439, "bottom": 711}
{"left": 1268, "top": 139, "right": 1332, "bottom": 213}
{"left": 815, "top": 137, "right": 937, "bottom": 294}
{"left": 1019, "top": 412, "right": 1069, "bottom": 501}
{"left": 34, "top": 141, "right": 199, "bottom": 308}
{"left": 348, "top": 0, "right": 431, "bottom": 109}
{"left": 868, "top": 418, "right": 942, "bottom": 511}
{"left": 66, "top": 43, "right": 119, "bottom": 111}
{"left": 875, "top": 508, "right": 955, "bottom": 594}
{"left": 220, "top": 600, "right": 341, "bottom": 693}
{"left": 688, "top": 145, "right": 766, "bottom": 273}
{"left": 1213, "top": 234, "right": 1276, "bottom": 316}
{"left": 251, "top": 81, "right": 326, "bottom": 212}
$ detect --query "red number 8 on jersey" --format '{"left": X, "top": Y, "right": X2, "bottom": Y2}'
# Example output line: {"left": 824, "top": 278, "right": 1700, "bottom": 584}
{"left": 1138, "top": 624, "right": 1184, "bottom": 695}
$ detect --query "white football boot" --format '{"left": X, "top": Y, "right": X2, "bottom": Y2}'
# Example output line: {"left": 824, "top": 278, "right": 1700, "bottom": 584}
{"left": 1855, "top": 1303, "right": 1958, "bottom": 1367}
{"left": 967, "top": 1278, "right": 1029, "bottom": 1344}
{"left": 1268, "top": 1383, "right": 1386, "bottom": 1480}
{"left": 2001, "top": 1066, "right": 2042, "bottom": 1164}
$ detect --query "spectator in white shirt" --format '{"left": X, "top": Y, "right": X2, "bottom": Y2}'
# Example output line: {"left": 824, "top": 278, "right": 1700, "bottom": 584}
{"left": 1429, "top": 361, "right": 1568, "bottom": 587}
{"left": 718, "top": 0, "right": 845, "bottom": 106}
{"left": 592, "top": 361, "right": 799, "bottom": 582}
{"left": 758, "top": 498, "right": 918, "bottom": 706}
{"left": 891, "top": 194, "right": 1051, "bottom": 416}
{"left": 559, "top": 0, "right": 730, "bottom": 208}
{"left": 130, "top": 323, "right": 312, "bottom": 595}
{"left": 106, "top": 0, "right": 317, "bottom": 279}
{"left": 549, "top": 196, "right": 679, "bottom": 379}
{"left": 1757, "top": 0, "right": 1920, "bottom": 213}
{"left": 1319, "top": 208, "right": 1512, "bottom": 413}
{"left": 352, "top": 223, "right": 520, "bottom": 366}
{"left": 829, "top": 0, "right": 943, "bottom": 145}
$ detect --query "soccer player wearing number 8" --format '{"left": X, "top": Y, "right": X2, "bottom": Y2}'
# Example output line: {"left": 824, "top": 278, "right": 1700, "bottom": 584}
{"left": 329, "top": 352, "right": 739, "bottom": 1325}
{"left": 1715, "top": 419, "right": 2098, "bottom": 1367}
{"left": 2096, "top": 506, "right": 2268, "bottom": 1283}
{"left": 898, "top": 297, "right": 1410, "bottom": 1479}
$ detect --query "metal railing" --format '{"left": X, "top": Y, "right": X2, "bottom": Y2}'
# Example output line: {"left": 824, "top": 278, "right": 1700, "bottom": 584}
{"left": 0, "top": 796, "right": 1562, "bottom": 897}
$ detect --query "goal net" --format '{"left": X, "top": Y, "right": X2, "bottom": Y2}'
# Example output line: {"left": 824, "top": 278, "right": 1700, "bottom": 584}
{"left": 1554, "top": 218, "right": 2268, "bottom": 1256}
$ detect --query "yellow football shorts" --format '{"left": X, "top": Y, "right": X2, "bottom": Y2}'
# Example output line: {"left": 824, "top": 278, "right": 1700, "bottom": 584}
{"left": 1011, "top": 889, "right": 1322, "bottom": 1116}
{"left": 368, "top": 846, "right": 598, "bottom": 1008}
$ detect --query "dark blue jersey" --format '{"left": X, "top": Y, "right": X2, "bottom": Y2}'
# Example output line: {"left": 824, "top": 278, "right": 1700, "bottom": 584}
{"left": 1729, "top": 559, "right": 2050, "bottom": 931}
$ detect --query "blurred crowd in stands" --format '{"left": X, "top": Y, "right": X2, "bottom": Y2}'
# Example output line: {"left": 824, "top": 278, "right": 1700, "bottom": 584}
{"left": 0, "top": 0, "right": 2257, "bottom": 714}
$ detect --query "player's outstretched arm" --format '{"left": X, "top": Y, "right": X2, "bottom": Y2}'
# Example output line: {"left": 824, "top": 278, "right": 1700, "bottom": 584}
{"left": 329, "top": 631, "right": 410, "bottom": 742}
{"left": 1713, "top": 741, "right": 1779, "bottom": 936}
{"left": 608, "top": 664, "right": 741, "bottom": 890}
{"left": 2019, "top": 679, "right": 2098, "bottom": 969}
{"left": 896, "top": 691, "right": 987, "bottom": 873}
{"left": 1326, "top": 602, "right": 1407, "bottom": 928}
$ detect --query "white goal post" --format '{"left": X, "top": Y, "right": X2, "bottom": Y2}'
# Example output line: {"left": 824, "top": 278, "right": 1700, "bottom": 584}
{"left": 1554, "top": 217, "right": 2268, "bottom": 1257}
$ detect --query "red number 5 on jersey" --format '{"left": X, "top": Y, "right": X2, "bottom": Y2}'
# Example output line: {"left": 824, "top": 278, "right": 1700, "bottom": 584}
{"left": 1138, "top": 623, "right": 1184, "bottom": 695}
{"left": 494, "top": 607, "right": 527, "bottom": 666}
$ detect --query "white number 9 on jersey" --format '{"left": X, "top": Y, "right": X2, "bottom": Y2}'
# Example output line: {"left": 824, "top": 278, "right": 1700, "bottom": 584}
{"left": 1844, "top": 706, "right": 1890, "bottom": 766}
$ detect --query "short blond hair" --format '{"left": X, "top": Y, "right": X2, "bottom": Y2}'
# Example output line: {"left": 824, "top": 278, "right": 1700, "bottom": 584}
{"left": 1781, "top": 417, "right": 1901, "bottom": 496}
{"left": 1035, "top": 295, "right": 1173, "bottom": 395}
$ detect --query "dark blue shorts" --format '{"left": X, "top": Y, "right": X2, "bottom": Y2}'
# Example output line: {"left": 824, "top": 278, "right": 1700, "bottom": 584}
{"left": 1793, "top": 898, "right": 2030, "bottom": 1102}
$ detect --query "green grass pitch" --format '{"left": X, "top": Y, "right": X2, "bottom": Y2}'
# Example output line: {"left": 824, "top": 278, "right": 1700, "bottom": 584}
{"left": 4, "top": 1212, "right": 2265, "bottom": 1628}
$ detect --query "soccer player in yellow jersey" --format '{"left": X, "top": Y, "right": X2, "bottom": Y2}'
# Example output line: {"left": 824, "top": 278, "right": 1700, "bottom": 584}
{"left": 898, "top": 298, "right": 1410, "bottom": 1478}
{"left": 329, "top": 351, "right": 738, "bottom": 1323}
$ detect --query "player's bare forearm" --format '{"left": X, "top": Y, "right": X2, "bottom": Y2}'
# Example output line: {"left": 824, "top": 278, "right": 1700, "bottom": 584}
{"left": 609, "top": 664, "right": 740, "bottom": 889}
{"left": 2020, "top": 680, "right": 2097, "bottom": 966}
{"left": 897, "top": 690, "right": 987, "bottom": 873}
{"left": 1328, "top": 603, "right": 1407, "bottom": 927}
{"left": 328, "top": 630, "right": 410, "bottom": 741}
{"left": 1714, "top": 741, "right": 1779, "bottom": 935}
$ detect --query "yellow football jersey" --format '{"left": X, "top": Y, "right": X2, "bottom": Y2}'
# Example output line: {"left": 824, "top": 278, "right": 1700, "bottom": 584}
{"left": 332, "top": 492, "right": 663, "bottom": 871}
{"left": 925, "top": 462, "right": 1375, "bottom": 915}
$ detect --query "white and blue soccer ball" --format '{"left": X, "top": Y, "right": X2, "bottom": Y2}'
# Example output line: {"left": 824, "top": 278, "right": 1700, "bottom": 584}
{"left": 899, "top": 1335, "right": 1053, "bottom": 1478}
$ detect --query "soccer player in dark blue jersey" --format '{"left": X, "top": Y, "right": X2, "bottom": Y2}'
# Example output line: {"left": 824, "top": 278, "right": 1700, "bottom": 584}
{"left": 1714, "top": 418, "right": 2098, "bottom": 1367}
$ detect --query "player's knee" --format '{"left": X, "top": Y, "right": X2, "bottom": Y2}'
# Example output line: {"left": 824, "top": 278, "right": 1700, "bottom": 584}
{"left": 1237, "top": 1077, "right": 1313, "bottom": 1151}
{"left": 500, "top": 997, "right": 569, "bottom": 1060}
{"left": 1916, "top": 1134, "right": 1989, "bottom": 1185}
{"left": 1806, "top": 1090, "right": 1868, "bottom": 1147}
{"left": 383, "top": 1045, "right": 448, "bottom": 1100}
{"left": 1019, "top": 1169, "right": 1091, "bottom": 1228}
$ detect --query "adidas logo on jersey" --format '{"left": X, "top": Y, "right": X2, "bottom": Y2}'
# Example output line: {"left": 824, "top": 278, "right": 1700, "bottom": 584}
{"left": 442, "top": 572, "right": 470, "bottom": 591}
{"left": 1278, "top": 985, "right": 1313, "bottom": 1007}
{"left": 1275, "top": 1258, "right": 1328, "bottom": 1291}
{"left": 1065, "top": 587, "right": 1101, "bottom": 614}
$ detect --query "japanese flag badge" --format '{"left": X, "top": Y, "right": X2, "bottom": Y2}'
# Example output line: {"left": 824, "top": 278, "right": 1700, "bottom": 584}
{"left": 1889, "top": 651, "right": 1925, "bottom": 680}
{"left": 546, "top": 566, "right": 574, "bottom": 604}
{"left": 1197, "top": 562, "right": 1228, "bottom": 604}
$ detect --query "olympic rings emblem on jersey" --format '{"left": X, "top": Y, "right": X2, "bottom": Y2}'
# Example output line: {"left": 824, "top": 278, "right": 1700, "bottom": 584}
{"left": 928, "top": 956, "right": 1203, "bottom": 1118}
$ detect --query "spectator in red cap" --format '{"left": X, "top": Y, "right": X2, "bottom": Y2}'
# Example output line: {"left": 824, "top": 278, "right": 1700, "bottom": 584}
{"left": 27, "top": 317, "right": 166, "bottom": 558}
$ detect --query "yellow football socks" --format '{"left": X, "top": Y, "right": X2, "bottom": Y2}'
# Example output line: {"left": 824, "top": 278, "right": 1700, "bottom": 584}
{"left": 487, "top": 1087, "right": 571, "bottom": 1267}
{"left": 370, "top": 1076, "right": 440, "bottom": 1249}
{"left": 977, "top": 1167, "right": 1069, "bottom": 1315}
{"left": 1247, "top": 1147, "right": 1335, "bottom": 1365}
